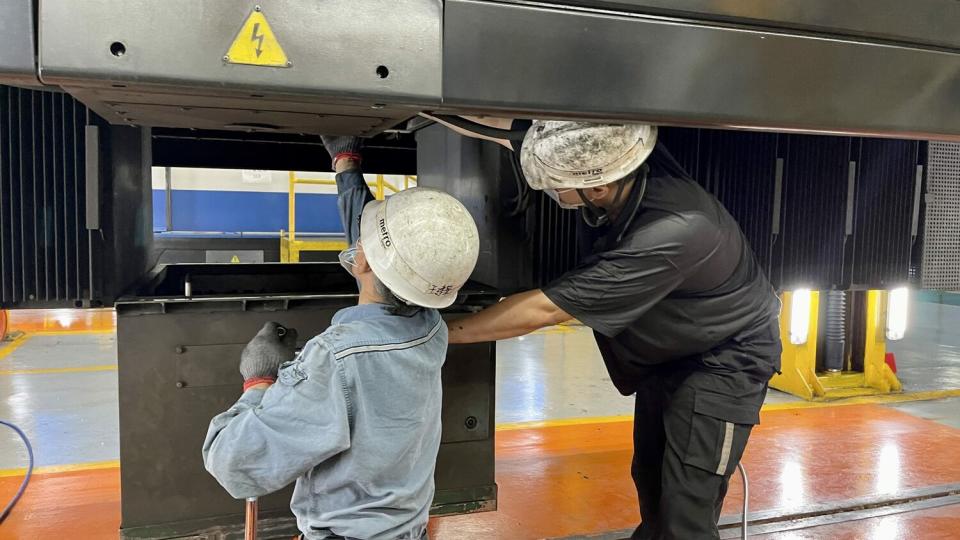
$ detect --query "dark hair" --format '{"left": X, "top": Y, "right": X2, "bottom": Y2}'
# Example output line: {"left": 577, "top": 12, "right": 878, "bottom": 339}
{"left": 374, "top": 277, "right": 422, "bottom": 317}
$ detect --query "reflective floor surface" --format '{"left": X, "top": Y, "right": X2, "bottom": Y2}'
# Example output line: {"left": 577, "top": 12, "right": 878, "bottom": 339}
{"left": 2, "top": 298, "right": 960, "bottom": 539}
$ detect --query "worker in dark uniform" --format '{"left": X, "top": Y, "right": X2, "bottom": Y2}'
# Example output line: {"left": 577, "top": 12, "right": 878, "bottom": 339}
{"left": 444, "top": 121, "right": 782, "bottom": 539}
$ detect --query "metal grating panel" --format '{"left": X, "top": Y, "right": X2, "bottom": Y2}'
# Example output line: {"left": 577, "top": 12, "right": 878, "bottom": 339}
{"left": 534, "top": 194, "right": 580, "bottom": 285}
{"left": 657, "top": 127, "right": 701, "bottom": 180}
{"left": 776, "top": 135, "right": 851, "bottom": 289}
{"left": 0, "top": 86, "right": 90, "bottom": 307}
{"left": 696, "top": 130, "right": 779, "bottom": 276}
{"left": 850, "top": 138, "right": 919, "bottom": 288}
{"left": 921, "top": 142, "right": 960, "bottom": 290}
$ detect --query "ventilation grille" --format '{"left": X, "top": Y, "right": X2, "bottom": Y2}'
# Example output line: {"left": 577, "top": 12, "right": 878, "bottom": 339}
{"left": 921, "top": 142, "right": 960, "bottom": 290}
{"left": 850, "top": 139, "right": 918, "bottom": 288}
{"left": 0, "top": 86, "right": 90, "bottom": 307}
{"left": 691, "top": 130, "right": 779, "bottom": 276}
{"left": 661, "top": 128, "right": 918, "bottom": 290}
{"left": 534, "top": 194, "right": 580, "bottom": 285}
{"left": 776, "top": 135, "right": 851, "bottom": 289}
{"left": 656, "top": 127, "right": 701, "bottom": 179}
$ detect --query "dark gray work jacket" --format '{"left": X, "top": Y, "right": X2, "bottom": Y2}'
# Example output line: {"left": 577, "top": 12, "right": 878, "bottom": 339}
{"left": 543, "top": 151, "right": 782, "bottom": 424}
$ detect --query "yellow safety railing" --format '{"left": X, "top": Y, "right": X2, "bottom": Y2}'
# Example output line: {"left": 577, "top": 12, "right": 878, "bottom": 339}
{"left": 280, "top": 172, "right": 417, "bottom": 262}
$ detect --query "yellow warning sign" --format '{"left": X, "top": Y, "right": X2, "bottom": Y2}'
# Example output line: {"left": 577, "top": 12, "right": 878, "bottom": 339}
{"left": 230, "top": 255, "right": 240, "bottom": 263}
{"left": 224, "top": 8, "right": 290, "bottom": 68}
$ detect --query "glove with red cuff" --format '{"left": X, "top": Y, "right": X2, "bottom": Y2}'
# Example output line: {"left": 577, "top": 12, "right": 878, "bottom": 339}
{"left": 239, "top": 322, "right": 299, "bottom": 391}
{"left": 320, "top": 136, "right": 364, "bottom": 170}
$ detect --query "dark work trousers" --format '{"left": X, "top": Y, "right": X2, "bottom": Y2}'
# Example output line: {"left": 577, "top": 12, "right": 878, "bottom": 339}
{"left": 630, "top": 364, "right": 767, "bottom": 540}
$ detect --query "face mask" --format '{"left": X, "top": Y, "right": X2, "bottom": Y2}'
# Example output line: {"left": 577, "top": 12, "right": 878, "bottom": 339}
{"left": 338, "top": 245, "right": 360, "bottom": 276}
{"left": 544, "top": 188, "right": 585, "bottom": 210}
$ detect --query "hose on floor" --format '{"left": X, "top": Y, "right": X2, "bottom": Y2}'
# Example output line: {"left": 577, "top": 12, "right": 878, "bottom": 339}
{"left": 0, "top": 420, "right": 34, "bottom": 524}
{"left": 737, "top": 462, "right": 749, "bottom": 539}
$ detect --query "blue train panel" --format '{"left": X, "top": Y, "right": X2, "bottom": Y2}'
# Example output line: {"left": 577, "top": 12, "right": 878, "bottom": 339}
{"left": 154, "top": 190, "right": 344, "bottom": 234}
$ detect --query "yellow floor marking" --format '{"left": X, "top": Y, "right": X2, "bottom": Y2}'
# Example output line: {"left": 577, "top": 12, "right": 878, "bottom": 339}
{"left": 31, "top": 329, "right": 114, "bottom": 336}
{"left": 497, "top": 414, "right": 633, "bottom": 431}
{"left": 760, "top": 388, "right": 960, "bottom": 411}
{"left": 496, "top": 389, "right": 960, "bottom": 431}
{"left": 0, "top": 364, "right": 117, "bottom": 376}
{"left": 1, "top": 329, "right": 113, "bottom": 362}
{"left": 0, "top": 459, "right": 120, "bottom": 478}
{"left": 0, "top": 333, "right": 30, "bottom": 360}
{"left": 532, "top": 326, "right": 576, "bottom": 335}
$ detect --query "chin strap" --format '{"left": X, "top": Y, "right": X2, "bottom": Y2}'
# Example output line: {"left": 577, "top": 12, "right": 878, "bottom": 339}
{"left": 577, "top": 166, "right": 645, "bottom": 228}
{"left": 613, "top": 166, "right": 650, "bottom": 244}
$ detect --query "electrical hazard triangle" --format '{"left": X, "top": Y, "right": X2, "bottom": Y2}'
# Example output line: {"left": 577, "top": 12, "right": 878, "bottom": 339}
{"left": 224, "top": 9, "right": 290, "bottom": 68}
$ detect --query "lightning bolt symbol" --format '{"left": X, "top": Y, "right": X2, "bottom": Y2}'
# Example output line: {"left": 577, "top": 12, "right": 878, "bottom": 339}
{"left": 251, "top": 22, "right": 265, "bottom": 58}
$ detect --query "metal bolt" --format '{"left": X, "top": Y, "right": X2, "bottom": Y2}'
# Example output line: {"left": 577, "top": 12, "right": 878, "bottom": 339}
{"left": 464, "top": 416, "right": 479, "bottom": 430}
{"left": 254, "top": 5, "right": 262, "bottom": 12}
{"left": 223, "top": 55, "right": 230, "bottom": 62}
{"left": 175, "top": 381, "right": 186, "bottom": 389}
{"left": 371, "top": 103, "right": 386, "bottom": 110}
{"left": 175, "top": 345, "right": 185, "bottom": 354}
{"left": 286, "top": 61, "right": 293, "bottom": 67}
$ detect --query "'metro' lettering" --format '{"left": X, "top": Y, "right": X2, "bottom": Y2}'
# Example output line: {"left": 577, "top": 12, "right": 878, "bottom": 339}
{"left": 378, "top": 218, "right": 392, "bottom": 247}
{"left": 571, "top": 167, "right": 603, "bottom": 177}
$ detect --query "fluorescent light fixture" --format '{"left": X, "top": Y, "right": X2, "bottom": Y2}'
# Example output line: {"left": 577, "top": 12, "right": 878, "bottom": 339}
{"left": 789, "top": 289, "right": 811, "bottom": 345}
{"left": 886, "top": 287, "right": 909, "bottom": 341}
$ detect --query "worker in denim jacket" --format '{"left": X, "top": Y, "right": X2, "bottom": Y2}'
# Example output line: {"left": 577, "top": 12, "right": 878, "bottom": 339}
{"left": 202, "top": 137, "right": 479, "bottom": 540}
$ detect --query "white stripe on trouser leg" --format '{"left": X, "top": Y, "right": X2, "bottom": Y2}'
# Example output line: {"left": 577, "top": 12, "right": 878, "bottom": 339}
{"left": 716, "top": 421, "right": 735, "bottom": 475}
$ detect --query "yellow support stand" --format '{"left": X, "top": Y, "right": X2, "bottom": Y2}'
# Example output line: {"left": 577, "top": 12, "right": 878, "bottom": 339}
{"left": 771, "top": 290, "right": 902, "bottom": 400}
{"left": 771, "top": 291, "right": 825, "bottom": 400}
{"left": 863, "top": 290, "right": 903, "bottom": 393}
{"left": 280, "top": 172, "right": 415, "bottom": 262}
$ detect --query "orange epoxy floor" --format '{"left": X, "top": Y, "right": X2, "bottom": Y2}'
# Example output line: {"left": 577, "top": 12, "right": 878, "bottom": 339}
{"left": 0, "top": 469, "right": 121, "bottom": 539}
{"left": 5, "top": 308, "right": 116, "bottom": 334}
{"left": 3, "top": 406, "right": 960, "bottom": 539}
{"left": 3, "top": 308, "right": 960, "bottom": 539}
{"left": 427, "top": 406, "right": 960, "bottom": 539}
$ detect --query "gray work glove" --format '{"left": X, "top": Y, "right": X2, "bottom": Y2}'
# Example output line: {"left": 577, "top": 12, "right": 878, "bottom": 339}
{"left": 320, "top": 136, "right": 364, "bottom": 168}
{"left": 239, "top": 322, "right": 299, "bottom": 382}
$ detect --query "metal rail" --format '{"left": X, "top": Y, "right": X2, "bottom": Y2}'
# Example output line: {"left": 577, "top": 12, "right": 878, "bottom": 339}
{"left": 280, "top": 172, "right": 417, "bottom": 261}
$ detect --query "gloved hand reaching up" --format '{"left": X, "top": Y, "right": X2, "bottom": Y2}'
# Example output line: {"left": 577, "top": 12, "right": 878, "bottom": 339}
{"left": 320, "top": 136, "right": 364, "bottom": 170}
{"left": 239, "top": 322, "right": 299, "bottom": 391}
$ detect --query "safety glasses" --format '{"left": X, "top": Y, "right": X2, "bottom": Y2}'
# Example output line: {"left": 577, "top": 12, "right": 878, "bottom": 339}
{"left": 543, "top": 188, "right": 585, "bottom": 209}
{"left": 338, "top": 242, "right": 361, "bottom": 275}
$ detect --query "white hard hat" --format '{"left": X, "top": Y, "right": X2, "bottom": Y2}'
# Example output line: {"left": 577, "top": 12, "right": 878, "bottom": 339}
{"left": 520, "top": 121, "right": 657, "bottom": 190}
{"left": 360, "top": 188, "right": 480, "bottom": 309}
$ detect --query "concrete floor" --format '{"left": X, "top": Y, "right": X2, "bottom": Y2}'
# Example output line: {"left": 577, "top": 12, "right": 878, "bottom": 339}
{"left": 495, "top": 327, "right": 803, "bottom": 426}
{"left": 0, "top": 330, "right": 118, "bottom": 470}
{"left": 887, "top": 299, "right": 960, "bottom": 392}
{"left": 496, "top": 326, "right": 634, "bottom": 424}
{"left": 2, "top": 297, "right": 960, "bottom": 539}
{"left": 498, "top": 298, "right": 960, "bottom": 425}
